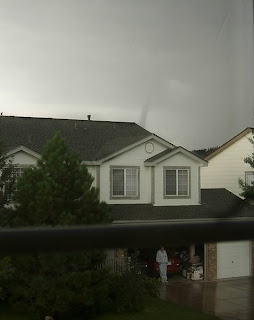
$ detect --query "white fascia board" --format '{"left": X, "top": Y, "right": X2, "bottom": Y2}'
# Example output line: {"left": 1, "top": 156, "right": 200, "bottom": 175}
{"left": 6, "top": 145, "right": 41, "bottom": 160}
{"left": 94, "top": 134, "right": 175, "bottom": 165}
{"left": 145, "top": 147, "right": 208, "bottom": 167}
{"left": 112, "top": 217, "right": 254, "bottom": 225}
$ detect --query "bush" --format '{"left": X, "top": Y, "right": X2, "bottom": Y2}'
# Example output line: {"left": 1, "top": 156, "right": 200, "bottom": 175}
{"left": 2, "top": 133, "right": 112, "bottom": 320}
{"left": 108, "top": 270, "right": 160, "bottom": 313}
{"left": 0, "top": 256, "right": 15, "bottom": 301}
{"left": 143, "top": 276, "right": 160, "bottom": 298}
{"left": 6, "top": 252, "right": 111, "bottom": 320}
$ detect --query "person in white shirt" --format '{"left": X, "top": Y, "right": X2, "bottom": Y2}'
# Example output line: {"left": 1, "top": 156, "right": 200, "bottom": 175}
{"left": 156, "top": 246, "right": 168, "bottom": 282}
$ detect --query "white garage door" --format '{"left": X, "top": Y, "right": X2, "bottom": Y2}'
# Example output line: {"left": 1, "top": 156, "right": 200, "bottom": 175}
{"left": 217, "top": 241, "right": 251, "bottom": 279}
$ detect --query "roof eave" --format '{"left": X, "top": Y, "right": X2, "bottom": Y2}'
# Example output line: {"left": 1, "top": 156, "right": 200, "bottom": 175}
{"left": 112, "top": 216, "right": 254, "bottom": 224}
{"left": 145, "top": 146, "right": 208, "bottom": 166}
{"left": 206, "top": 127, "right": 253, "bottom": 161}
{"left": 97, "top": 134, "right": 175, "bottom": 164}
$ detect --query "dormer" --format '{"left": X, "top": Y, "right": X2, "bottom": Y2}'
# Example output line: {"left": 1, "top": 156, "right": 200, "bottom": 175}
{"left": 145, "top": 147, "right": 207, "bottom": 206}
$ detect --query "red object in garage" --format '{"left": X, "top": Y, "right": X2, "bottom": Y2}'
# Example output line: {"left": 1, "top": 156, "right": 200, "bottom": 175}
{"left": 148, "top": 256, "right": 181, "bottom": 276}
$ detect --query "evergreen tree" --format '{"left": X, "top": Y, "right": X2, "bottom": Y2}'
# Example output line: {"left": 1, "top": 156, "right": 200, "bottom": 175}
{"left": 0, "top": 137, "right": 16, "bottom": 227}
{"left": 5, "top": 132, "right": 112, "bottom": 319}
{"left": 239, "top": 136, "right": 254, "bottom": 199}
{"left": 0, "top": 135, "right": 17, "bottom": 300}
{"left": 14, "top": 132, "right": 111, "bottom": 226}
{"left": 0, "top": 141, "right": 15, "bottom": 207}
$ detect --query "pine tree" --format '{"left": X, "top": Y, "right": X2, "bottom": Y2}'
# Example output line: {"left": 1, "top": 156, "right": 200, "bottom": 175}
{"left": 6, "top": 132, "right": 112, "bottom": 319}
{"left": 239, "top": 136, "right": 254, "bottom": 199}
{"left": 14, "top": 131, "right": 111, "bottom": 226}
{"left": 0, "top": 136, "right": 16, "bottom": 227}
{"left": 0, "top": 134, "right": 17, "bottom": 300}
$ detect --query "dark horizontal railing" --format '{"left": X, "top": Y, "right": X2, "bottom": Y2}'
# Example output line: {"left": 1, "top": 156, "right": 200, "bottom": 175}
{"left": 0, "top": 220, "right": 254, "bottom": 255}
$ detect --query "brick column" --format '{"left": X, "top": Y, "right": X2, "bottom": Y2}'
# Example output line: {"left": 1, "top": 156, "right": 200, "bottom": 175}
{"left": 207, "top": 243, "right": 217, "bottom": 281}
{"left": 252, "top": 241, "right": 254, "bottom": 277}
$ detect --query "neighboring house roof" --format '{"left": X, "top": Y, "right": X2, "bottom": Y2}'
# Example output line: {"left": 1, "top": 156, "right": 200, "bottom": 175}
{"left": 111, "top": 189, "right": 254, "bottom": 222}
{"left": 0, "top": 116, "right": 156, "bottom": 161}
{"left": 144, "top": 146, "right": 208, "bottom": 166}
{"left": 6, "top": 145, "right": 41, "bottom": 160}
{"left": 206, "top": 128, "right": 254, "bottom": 161}
{"left": 192, "top": 147, "right": 218, "bottom": 159}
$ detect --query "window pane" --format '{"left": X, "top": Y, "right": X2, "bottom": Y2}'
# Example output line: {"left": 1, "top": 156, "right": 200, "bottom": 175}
{"left": 166, "top": 170, "right": 176, "bottom": 195}
{"left": 6, "top": 167, "right": 25, "bottom": 201}
{"left": 246, "top": 172, "right": 254, "bottom": 185}
{"left": 126, "top": 168, "right": 137, "bottom": 196}
{"left": 178, "top": 169, "right": 188, "bottom": 195}
{"left": 113, "top": 169, "right": 124, "bottom": 195}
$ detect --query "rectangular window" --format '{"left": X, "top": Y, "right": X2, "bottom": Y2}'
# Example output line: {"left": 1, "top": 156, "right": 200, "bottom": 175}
{"left": 165, "top": 168, "right": 189, "bottom": 197}
{"left": 112, "top": 167, "right": 139, "bottom": 198}
{"left": 13, "top": 167, "right": 24, "bottom": 192}
{"left": 5, "top": 167, "right": 25, "bottom": 201}
{"left": 245, "top": 172, "right": 254, "bottom": 186}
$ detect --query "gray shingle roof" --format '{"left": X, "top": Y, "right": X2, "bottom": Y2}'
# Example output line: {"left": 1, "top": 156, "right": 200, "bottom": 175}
{"left": 0, "top": 116, "right": 152, "bottom": 161}
{"left": 145, "top": 146, "right": 207, "bottom": 164}
{"left": 145, "top": 148, "right": 173, "bottom": 162}
{"left": 111, "top": 189, "right": 254, "bottom": 221}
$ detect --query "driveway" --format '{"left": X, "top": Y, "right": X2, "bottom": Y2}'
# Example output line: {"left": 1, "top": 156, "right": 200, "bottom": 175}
{"left": 160, "top": 277, "right": 254, "bottom": 320}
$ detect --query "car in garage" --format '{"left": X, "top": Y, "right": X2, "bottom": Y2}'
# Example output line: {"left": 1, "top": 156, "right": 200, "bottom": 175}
{"left": 148, "top": 256, "right": 181, "bottom": 277}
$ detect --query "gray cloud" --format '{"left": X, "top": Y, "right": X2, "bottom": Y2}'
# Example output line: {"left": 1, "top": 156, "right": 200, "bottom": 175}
{"left": 0, "top": 0, "right": 253, "bottom": 149}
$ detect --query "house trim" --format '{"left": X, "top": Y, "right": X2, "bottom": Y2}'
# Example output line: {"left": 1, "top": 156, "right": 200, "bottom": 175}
{"left": 151, "top": 167, "right": 155, "bottom": 204}
{"left": 96, "top": 165, "right": 100, "bottom": 195}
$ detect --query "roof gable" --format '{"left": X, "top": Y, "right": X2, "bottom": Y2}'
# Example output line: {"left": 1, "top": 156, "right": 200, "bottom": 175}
{"left": 98, "top": 134, "right": 175, "bottom": 164}
{"left": 144, "top": 146, "right": 208, "bottom": 166}
{"left": 206, "top": 128, "right": 253, "bottom": 161}
{"left": 6, "top": 145, "right": 41, "bottom": 160}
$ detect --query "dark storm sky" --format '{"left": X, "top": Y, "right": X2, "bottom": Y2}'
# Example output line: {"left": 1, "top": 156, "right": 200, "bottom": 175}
{"left": 0, "top": 0, "right": 253, "bottom": 149}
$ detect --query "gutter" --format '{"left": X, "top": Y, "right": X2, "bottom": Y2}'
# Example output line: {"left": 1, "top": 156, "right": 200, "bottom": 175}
{"left": 112, "top": 216, "right": 254, "bottom": 225}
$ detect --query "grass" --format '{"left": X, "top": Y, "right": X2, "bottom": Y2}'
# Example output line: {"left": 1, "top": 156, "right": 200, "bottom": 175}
{"left": 0, "top": 298, "right": 220, "bottom": 320}
{"left": 0, "top": 303, "right": 32, "bottom": 320}
{"left": 97, "top": 297, "right": 220, "bottom": 320}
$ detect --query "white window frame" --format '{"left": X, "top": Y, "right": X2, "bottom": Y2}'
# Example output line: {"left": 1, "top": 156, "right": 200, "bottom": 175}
{"left": 110, "top": 166, "right": 140, "bottom": 199}
{"left": 5, "top": 166, "right": 26, "bottom": 201}
{"left": 164, "top": 166, "right": 190, "bottom": 198}
{"left": 245, "top": 171, "right": 254, "bottom": 186}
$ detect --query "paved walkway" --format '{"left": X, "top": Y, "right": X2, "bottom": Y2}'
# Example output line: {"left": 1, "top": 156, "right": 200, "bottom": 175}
{"left": 160, "top": 277, "right": 254, "bottom": 320}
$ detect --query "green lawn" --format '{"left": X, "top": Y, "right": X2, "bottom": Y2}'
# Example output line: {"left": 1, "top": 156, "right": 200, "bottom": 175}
{"left": 0, "top": 298, "right": 220, "bottom": 320}
{"left": 0, "top": 304, "right": 32, "bottom": 320}
{"left": 98, "top": 297, "right": 220, "bottom": 320}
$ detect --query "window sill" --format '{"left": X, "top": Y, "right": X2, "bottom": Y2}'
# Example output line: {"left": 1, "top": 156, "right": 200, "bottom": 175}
{"left": 163, "top": 195, "right": 191, "bottom": 199}
{"left": 110, "top": 196, "right": 140, "bottom": 200}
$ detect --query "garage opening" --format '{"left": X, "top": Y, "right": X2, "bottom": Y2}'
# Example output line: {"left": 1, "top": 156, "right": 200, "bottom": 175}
{"left": 131, "top": 244, "right": 204, "bottom": 281}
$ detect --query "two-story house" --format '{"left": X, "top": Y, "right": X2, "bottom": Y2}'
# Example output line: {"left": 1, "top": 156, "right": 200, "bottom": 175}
{"left": 201, "top": 128, "right": 254, "bottom": 280}
{"left": 2, "top": 115, "right": 254, "bottom": 281}
{"left": 201, "top": 128, "right": 254, "bottom": 198}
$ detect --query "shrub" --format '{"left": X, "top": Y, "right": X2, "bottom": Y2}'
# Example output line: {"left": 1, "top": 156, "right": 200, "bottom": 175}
{"left": 108, "top": 270, "right": 160, "bottom": 313}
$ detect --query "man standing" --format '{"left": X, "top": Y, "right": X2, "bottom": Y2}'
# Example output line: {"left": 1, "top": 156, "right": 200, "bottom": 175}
{"left": 156, "top": 246, "right": 168, "bottom": 282}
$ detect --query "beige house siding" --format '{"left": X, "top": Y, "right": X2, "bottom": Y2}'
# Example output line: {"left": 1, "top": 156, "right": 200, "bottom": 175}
{"left": 154, "top": 153, "right": 202, "bottom": 206}
{"left": 99, "top": 139, "right": 167, "bottom": 204}
{"left": 8, "top": 150, "right": 39, "bottom": 166}
{"left": 201, "top": 131, "right": 253, "bottom": 198}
